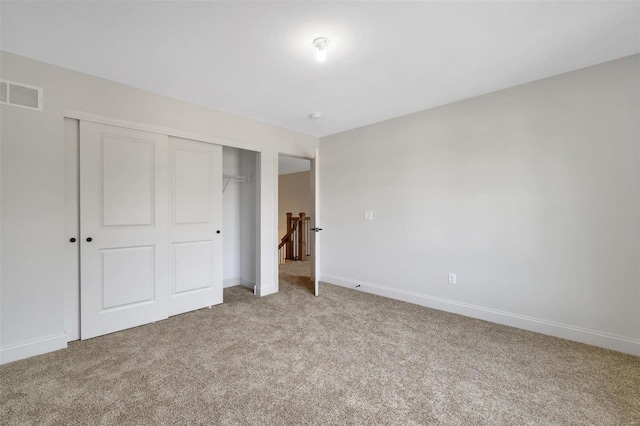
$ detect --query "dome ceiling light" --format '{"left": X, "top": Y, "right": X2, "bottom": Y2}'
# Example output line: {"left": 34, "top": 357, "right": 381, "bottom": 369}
{"left": 313, "top": 37, "right": 330, "bottom": 62}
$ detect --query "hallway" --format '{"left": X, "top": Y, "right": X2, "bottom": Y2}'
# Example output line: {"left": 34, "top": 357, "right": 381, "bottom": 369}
{"left": 279, "top": 260, "right": 313, "bottom": 295}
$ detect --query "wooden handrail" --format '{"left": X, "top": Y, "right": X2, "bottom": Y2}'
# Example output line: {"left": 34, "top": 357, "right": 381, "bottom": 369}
{"left": 278, "top": 222, "right": 298, "bottom": 250}
{"left": 279, "top": 212, "right": 312, "bottom": 262}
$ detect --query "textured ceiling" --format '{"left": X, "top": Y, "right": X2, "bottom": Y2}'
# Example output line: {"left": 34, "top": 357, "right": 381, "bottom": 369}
{"left": 1, "top": 1, "right": 639, "bottom": 137}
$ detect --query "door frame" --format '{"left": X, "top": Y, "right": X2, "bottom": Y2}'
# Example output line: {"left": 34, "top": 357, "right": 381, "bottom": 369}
{"left": 63, "top": 109, "right": 265, "bottom": 340}
{"left": 62, "top": 107, "right": 317, "bottom": 326}
{"left": 63, "top": 118, "right": 80, "bottom": 341}
{"left": 274, "top": 152, "right": 317, "bottom": 294}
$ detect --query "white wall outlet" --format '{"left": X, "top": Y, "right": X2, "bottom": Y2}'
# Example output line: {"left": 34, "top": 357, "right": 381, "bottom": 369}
{"left": 364, "top": 210, "right": 373, "bottom": 221}
{"left": 448, "top": 273, "right": 456, "bottom": 285}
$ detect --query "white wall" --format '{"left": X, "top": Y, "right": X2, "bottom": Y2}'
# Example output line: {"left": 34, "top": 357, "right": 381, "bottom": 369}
{"left": 223, "top": 146, "right": 259, "bottom": 289}
{"left": 320, "top": 54, "right": 640, "bottom": 355}
{"left": 239, "top": 150, "right": 258, "bottom": 287}
{"left": 278, "top": 170, "right": 311, "bottom": 239}
{"left": 223, "top": 147, "right": 241, "bottom": 285}
{"left": 0, "top": 51, "right": 318, "bottom": 364}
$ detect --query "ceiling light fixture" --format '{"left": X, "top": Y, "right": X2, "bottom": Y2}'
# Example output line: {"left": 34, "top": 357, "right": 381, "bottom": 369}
{"left": 313, "top": 37, "right": 330, "bottom": 62}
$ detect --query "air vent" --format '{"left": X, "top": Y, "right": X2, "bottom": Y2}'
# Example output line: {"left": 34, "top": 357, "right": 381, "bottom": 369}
{"left": 0, "top": 80, "right": 43, "bottom": 111}
{"left": 0, "top": 81, "right": 7, "bottom": 103}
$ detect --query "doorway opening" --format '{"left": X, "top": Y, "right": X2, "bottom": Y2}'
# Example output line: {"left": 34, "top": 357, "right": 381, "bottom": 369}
{"left": 222, "top": 147, "right": 259, "bottom": 294}
{"left": 277, "top": 155, "right": 313, "bottom": 294}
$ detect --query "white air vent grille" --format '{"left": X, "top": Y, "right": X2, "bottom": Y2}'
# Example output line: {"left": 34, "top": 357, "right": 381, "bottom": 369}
{"left": 0, "top": 80, "right": 43, "bottom": 111}
{"left": 0, "top": 82, "right": 7, "bottom": 103}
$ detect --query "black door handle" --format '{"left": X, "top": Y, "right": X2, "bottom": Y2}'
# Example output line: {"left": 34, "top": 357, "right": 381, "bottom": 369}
{"left": 69, "top": 238, "right": 76, "bottom": 243}
{"left": 216, "top": 230, "right": 221, "bottom": 234}
{"left": 311, "top": 228, "right": 323, "bottom": 232}
{"left": 86, "top": 237, "right": 93, "bottom": 242}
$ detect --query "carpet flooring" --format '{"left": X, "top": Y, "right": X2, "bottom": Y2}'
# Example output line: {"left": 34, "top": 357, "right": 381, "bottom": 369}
{"left": 1, "top": 260, "right": 639, "bottom": 425}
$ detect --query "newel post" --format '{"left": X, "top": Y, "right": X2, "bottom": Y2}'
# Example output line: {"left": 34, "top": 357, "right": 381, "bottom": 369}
{"left": 286, "top": 212, "right": 293, "bottom": 260}
{"left": 298, "top": 212, "right": 307, "bottom": 261}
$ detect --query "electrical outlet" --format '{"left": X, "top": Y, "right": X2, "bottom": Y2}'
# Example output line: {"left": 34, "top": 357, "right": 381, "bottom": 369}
{"left": 448, "top": 273, "right": 456, "bottom": 285}
{"left": 364, "top": 210, "right": 373, "bottom": 221}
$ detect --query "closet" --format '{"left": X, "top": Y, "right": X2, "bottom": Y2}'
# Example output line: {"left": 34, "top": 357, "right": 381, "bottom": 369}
{"left": 64, "top": 118, "right": 256, "bottom": 341}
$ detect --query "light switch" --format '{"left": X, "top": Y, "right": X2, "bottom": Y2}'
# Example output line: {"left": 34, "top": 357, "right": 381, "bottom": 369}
{"left": 364, "top": 210, "right": 373, "bottom": 221}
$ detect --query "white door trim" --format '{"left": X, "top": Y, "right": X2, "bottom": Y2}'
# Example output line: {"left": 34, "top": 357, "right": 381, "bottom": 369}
{"left": 64, "top": 118, "right": 80, "bottom": 342}
{"left": 275, "top": 152, "right": 315, "bottom": 294}
{"left": 63, "top": 108, "right": 262, "bottom": 153}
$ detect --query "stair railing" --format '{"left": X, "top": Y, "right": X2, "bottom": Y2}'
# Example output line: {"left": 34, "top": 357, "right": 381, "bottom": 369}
{"left": 278, "top": 212, "right": 311, "bottom": 264}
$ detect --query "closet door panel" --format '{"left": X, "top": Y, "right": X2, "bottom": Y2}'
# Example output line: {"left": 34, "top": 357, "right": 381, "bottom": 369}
{"left": 80, "top": 121, "right": 169, "bottom": 339}
{"left": 169, "top": 137, "right": 223, "bottom": 316}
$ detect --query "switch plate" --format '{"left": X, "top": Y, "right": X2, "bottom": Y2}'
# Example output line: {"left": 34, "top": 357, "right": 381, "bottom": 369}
{"left": 364, "top": 210, "right": 373, "bottom": 221}
{"left": 448, "top": 273, "right": 456, "bottom": 285}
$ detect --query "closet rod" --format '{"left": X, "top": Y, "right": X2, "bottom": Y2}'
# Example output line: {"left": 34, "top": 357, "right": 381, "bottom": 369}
{"left": 223, "top": 174, "right": 251, "bottom": 193}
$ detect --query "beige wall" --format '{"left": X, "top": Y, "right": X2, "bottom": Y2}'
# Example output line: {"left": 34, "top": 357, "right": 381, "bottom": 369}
{"left": 0, "top": 51, "right": 318, "bottom": 363}
{"left": 278, "top": 171, "right": 311, "bottom": 240}
{"left": 320, "top": 54, "right": 640, "bottom": 355}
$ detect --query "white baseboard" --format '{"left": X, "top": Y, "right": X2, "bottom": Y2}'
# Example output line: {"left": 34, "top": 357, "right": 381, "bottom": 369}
{"left": 0, "top": 333, "right": 68, "bottom": 365}
{"left": 239, "top": 279, "right": 255, "bottom": 290}
{"left": 223, "top": 277, "right": 240, "bottom": 288}
{"left": 321, "top": 274, "right": 640, "bottom": 356}
{"left": 224, "top": 277, "right": 255, "bottom": 290}
{"left": 256, "top": 285, "right": 277, "bottom": 297}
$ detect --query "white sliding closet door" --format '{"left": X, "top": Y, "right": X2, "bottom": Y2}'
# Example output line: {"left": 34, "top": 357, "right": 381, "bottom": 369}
{"left": 168, "top": 137, "right": 223, "bottom": 316}
{"left": 80, "top": 122, "right": 169, "bottom": 339}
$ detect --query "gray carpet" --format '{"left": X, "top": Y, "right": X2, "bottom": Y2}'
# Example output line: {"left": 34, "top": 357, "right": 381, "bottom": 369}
{"left": 1, "top": 260, "right": 639, "bottom": 425}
